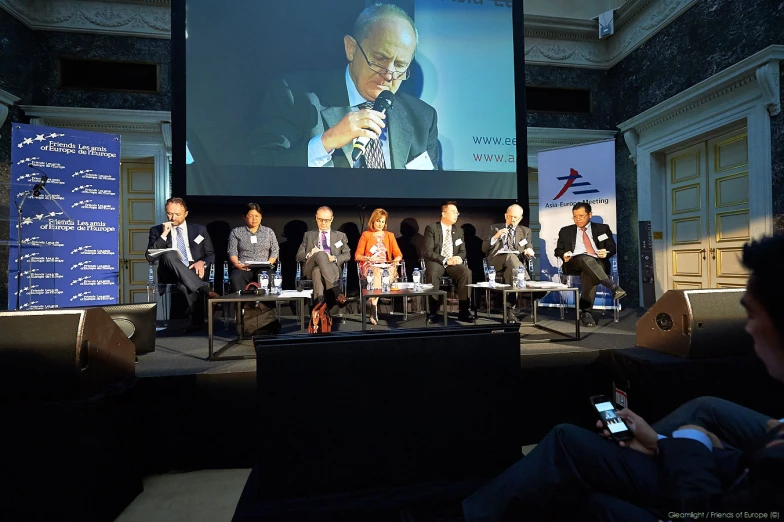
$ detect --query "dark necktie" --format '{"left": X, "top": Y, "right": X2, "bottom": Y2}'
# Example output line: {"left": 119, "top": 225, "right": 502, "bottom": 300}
{"left": 357, "top": 102, "right": 385, "bottom": 169}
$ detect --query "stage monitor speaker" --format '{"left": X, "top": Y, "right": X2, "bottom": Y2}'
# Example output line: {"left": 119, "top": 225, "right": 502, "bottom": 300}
{"left": 0, "top": 308, "right": 135, "bottom": 400}
{"left": 254, "top": 327, "right": 522, "bottom": 500}
{"left": 97, "top": 302, "right": 157, "bottom": 354}
{"left": 636, "top": 289, "right": 752, "bottom": 358}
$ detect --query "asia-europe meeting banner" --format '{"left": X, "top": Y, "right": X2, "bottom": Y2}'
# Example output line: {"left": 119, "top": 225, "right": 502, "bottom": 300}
{"left": 8, "top": 123, "right": 121, "bottom": 310}
{"left": 537, "top": 139, "right": 619, "bottom": 310}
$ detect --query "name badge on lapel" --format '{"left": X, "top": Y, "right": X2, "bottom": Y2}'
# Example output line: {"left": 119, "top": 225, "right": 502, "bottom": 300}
{"left": 455, "top": 239, "right": 463, "bottom": 246}
{"left": 194, "top": 234, "right": 204, "bottom": 245}
{"left": 597, "top": 233, "right": 608, "bottom": 242}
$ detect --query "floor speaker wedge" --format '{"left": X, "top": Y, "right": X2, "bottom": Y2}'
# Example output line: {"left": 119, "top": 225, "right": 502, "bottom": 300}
{"left": 636, "top": 289, "right": 752, "bottom": 358}
{"left": 0, "top": 308, "right": 135, "bottom": 400}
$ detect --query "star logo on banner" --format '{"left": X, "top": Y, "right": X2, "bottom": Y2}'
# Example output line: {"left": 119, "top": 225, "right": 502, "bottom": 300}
{"left": 71, "top": 261, "right": 90, "bottom": 270}
{"left": 46, "top": 133, "right": 64, "bottom": 138}
{"left": 48, "top": 211, "right": 62, "bottom": 217}
{"left": 21, "top": 217, "right": 33, "bottom": 225}
{"left": 71, "top": 184, "right": 92, "bottom": 192}
{"left": 33, "top": 214, "right": 45, "bottom": 221}
{"left": 17, "top": 157, "right": 37, "bottom": 165}
{"left": 16, "top": 173, "right": 32, "bottom": 182}
{"left": 70, "top": 292, "right": 90, "bottom": 302}
{"left": 17, "top": 137, "right": 35, "bottom": 148}
{"left": 21, "top": 237, "right": 39, "bottom": 244}
{"left": 20, "top": 253, "right": 34, "bottom": 261}
{"left": 33, "top": 134, "right": 46, "bottom": 142}
{"left": 70, "top": 277, "right": 90, "bottom": 286}
{"left": 20, "top": 301, "right": 39, "bottom": 310}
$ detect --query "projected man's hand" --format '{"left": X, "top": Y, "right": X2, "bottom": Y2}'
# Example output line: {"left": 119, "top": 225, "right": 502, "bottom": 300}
{"left": 321, "top": 109, "right": 386, "bottom": 152}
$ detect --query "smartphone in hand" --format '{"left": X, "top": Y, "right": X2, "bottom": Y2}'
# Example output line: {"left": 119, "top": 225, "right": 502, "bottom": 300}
{"left": 590, "top": 395, "right": 634, "bottom": 442}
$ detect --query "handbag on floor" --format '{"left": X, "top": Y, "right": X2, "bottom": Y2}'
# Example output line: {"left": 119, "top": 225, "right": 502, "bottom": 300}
{"left": 309, "top": 302, "right": 332, "bottom": 334}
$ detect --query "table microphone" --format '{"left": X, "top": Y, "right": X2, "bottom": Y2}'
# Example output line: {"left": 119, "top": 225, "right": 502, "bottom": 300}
{"left": 352, "top": 90, "right": 395, "bottom": 162}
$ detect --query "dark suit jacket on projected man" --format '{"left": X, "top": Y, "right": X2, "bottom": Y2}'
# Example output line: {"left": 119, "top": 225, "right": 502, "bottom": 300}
{"left": 253, "top": 4, "right": 440, "bottom": 170}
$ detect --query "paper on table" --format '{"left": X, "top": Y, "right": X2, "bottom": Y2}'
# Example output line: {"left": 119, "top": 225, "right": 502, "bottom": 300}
{"left": 497, "top": 250, "right": 520, "bottom": 254}
{"left": 147, "top": 248, "right": 178, "bottom": 256}
{"left": 279, "top": 289, "right": 313, "bottom": 298}
{"left": 470, "top": 282, "right": 511, "bottom": 287}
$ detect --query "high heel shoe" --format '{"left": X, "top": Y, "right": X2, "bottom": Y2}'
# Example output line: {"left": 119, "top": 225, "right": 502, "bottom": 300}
{"left": 369, "top": 303, "right": 378, "bottom": 325}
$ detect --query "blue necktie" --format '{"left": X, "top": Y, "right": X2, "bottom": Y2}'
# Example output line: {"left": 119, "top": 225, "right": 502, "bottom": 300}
{"left": 176, "top": 227, "right": 189, "bottom": 266}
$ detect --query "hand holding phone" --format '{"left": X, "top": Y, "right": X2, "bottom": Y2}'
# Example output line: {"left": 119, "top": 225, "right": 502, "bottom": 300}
{"left": 590, "top": 395, "right": 634, "bottom": 442}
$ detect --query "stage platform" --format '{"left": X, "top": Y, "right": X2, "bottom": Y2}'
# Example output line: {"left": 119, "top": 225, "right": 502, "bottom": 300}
{"left": 137, "top": 306, "right": 642, "bottom": 378}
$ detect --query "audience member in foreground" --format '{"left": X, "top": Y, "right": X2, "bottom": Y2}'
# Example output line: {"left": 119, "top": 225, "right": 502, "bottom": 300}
{"left": 463, "top": 234, "right": 784, "bottom": 521}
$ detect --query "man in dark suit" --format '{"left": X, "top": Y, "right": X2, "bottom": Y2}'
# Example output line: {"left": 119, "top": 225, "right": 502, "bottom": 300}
{"left": 554, "top": 202, "right": 626, "bottom": 327}
{"left": 146, "top": 197, "right": 218, "bottom": 333}
{"left": 254, "top": 4, "right": 439, "bottom": 170}
{"left": 482, "top": 204, "right": 535, "bottom": 323}
{"left": 463, "top": 235, "right": 784, "bottom": 521}
{"left": 296, "top": 206, "right": 351, "bottom": 307}
{"left": 423, "top": 201, "right": 472, "bottom": 323}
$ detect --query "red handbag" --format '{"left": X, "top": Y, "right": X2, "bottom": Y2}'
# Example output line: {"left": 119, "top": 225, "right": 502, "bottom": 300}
{"left": 309, "top": 302, "right": 332, "bottom": 334}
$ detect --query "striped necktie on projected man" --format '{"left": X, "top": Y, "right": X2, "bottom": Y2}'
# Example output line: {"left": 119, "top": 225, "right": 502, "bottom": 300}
{"left": 357, "top": 102, "right": 385, "bottom": 169}
{"left": 176, "top": 226, "right": 189, "bottom": 266}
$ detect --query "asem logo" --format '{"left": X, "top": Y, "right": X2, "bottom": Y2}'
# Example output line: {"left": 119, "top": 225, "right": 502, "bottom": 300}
{"left": 553, "top": 168, "right": 600, "bottom": 200}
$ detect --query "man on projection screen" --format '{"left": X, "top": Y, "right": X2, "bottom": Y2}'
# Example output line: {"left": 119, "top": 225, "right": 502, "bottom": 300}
{"left": 254, "top": 3, "right": 440, "bottom": 170}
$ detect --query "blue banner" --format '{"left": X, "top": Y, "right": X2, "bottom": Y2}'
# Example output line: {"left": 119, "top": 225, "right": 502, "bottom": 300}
{"left": 8, "top": 124, "right": 121, "bottom": 310}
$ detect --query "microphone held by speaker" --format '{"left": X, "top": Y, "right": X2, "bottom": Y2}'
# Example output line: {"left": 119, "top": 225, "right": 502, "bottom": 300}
{"left": 351, "top": 90, "right": 395, "bottom": 162}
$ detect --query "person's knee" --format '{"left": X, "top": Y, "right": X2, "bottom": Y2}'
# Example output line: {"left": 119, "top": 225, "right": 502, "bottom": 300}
{"left": 551, "top": 423, "right": 590, "bottom": 445}
{"left": 685, "top": 396, "right": 729, "bottom": 414}
{"left": 311, "top": 251, "right": 329, "bottom": 264}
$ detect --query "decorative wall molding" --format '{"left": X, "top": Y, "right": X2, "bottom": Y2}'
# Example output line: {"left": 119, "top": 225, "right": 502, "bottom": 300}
{"left": 527, "top": 127, "right": 617, "bottom": 168}
{"left": 0, "top": 88, "right": 21, "bottom": 136}
{"left": 19, "top": 105, "right": 171, "bottom": 135}
{"left": 0, "top": 0, "right": 171, "bottom": 39}
{"left": 618, "top": 45, "right": 784, "bottom": 157}
{"left": 524, "top": 0, "right": 700, "bottom": 69}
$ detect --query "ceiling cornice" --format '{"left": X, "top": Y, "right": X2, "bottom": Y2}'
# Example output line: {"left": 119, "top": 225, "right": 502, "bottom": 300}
{"left": 0, "top": 0, "right": 171, "bottom": 39}
{"left": 524, "top": 0, "right": 700, "bottom": 69}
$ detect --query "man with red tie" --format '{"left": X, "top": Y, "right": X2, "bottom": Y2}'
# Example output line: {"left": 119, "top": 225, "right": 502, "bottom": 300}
{"left": 554, "top": 202, "right": 626, "bottom": 327}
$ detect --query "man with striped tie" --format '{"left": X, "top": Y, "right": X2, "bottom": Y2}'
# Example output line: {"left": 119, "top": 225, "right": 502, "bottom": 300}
{"left": 146, "top": 197, "right": 218, "bottom": 333}
{"left": 253, "top": 4, "right": 439, "bottom": 170}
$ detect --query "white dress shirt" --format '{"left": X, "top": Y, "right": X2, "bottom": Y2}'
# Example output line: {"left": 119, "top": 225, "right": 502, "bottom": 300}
{"left": 166, "top": 220, "right": 193, "bottom": 263}
{"left": 573, "top": 222, "right": 599, "bottom": 258}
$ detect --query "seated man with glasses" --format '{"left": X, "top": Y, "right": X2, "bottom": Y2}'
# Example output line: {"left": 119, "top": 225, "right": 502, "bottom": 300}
{"left": 554, "top": 202, "right": 626, "bottom": 327}
{"left": 254, "top": 3, "right": 440, "bottom": 170}
{"left": 296, "top": 206, "right": 351, "bottom": 308}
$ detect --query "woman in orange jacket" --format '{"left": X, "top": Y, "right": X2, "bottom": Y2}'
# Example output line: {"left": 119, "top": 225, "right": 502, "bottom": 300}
{"left": 355, "top": 208, "right": 403, "bottom": 325}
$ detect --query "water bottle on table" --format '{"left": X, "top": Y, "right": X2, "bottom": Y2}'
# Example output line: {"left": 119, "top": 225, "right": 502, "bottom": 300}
{"left": 381, "top": 267, "right": 391, "bottom": 292}
{"left": 366, "top": 267, "right": 374, "bottom": 290}
{"left": 259, "top": 271, "right": 269, "bottom": 293}
{"left": 487, "top": 266, "right": 496, "bottom": 287}
{"left": 273, "top": 264, "right": 282, "bottom": 294}
{"left": 516, "top": 265, "right": 526, "bottom": 289}
{"left": 412, "top": 268, "right": 421, "bottom": 290}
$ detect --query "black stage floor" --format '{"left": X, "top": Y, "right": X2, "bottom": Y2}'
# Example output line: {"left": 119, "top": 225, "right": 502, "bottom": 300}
{"left": 136, "top": 305, "right": 643, "bottom": 377}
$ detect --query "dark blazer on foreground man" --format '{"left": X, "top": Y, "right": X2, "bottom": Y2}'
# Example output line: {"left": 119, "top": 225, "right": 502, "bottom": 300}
{"left": 254, "top": 69, "right": 440, "bottom": 169}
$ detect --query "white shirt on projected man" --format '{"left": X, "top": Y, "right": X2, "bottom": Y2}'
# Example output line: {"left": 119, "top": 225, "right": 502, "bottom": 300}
{"left": 307, "top": 67, "right": 391, "bottom": 168}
